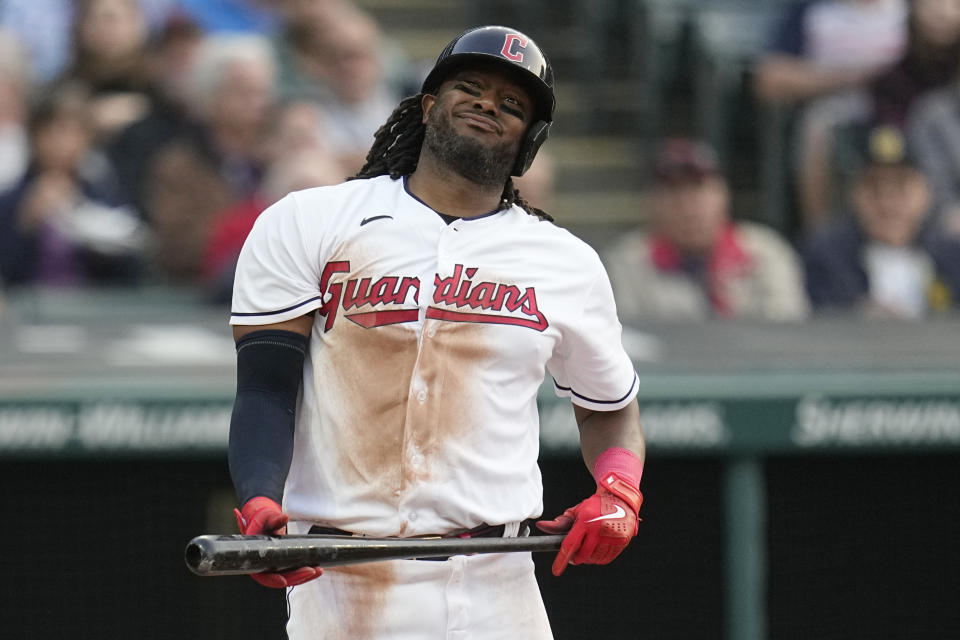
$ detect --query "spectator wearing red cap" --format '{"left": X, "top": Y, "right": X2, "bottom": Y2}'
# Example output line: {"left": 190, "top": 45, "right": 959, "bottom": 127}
{"left": 603, "top": 138, "right": 809, "bottom": 322}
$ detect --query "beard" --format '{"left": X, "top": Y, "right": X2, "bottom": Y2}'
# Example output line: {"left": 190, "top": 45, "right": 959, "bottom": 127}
{"left": 422, "top": 106, "right": 518, "bottom": 187}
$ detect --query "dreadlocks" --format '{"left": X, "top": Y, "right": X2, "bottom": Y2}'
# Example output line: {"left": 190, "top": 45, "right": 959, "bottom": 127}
{"left": 353, "top": 95, "right": 424, "bottom": 182}
{"left": 352, "top": 94, "right": 553, "bottom": 222}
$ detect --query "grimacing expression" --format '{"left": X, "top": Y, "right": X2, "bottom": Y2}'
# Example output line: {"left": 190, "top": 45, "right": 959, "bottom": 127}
{"left": 422, "top": 66, "right": 533, "bottom": 186}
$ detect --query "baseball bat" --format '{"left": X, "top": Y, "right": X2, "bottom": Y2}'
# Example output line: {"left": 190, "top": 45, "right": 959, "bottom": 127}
{"left": 185, "top": 533, "right": 565, "bottom": 576}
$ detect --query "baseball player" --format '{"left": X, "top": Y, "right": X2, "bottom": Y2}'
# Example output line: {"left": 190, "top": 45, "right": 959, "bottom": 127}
{"left": 228, "top": 25, "right": 645, "bottom": 639}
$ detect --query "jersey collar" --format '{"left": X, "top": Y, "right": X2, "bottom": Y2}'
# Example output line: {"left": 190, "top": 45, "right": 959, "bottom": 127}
{"left": 402, "top": 175, "right": 505, "bottom": 223}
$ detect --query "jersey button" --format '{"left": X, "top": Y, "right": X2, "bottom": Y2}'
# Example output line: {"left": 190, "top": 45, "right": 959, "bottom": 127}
{"left": 416, "top": 389, "right": 428, "bottom": 403}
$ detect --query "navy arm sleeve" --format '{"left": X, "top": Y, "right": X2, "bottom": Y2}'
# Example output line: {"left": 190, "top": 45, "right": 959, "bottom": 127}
{"left": 228, "top": 330, "right": 309, "bottom": 505}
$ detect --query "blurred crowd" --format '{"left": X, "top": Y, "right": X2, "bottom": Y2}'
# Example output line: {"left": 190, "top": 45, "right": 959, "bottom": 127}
{"left": 606, "top": 0, "right": 960, "bottom": 322}
{"left": 0, "top": 0, "right": 420, "bottom": 304}
{"left": 1, "top": 0, "right": 959, "bottom": 323}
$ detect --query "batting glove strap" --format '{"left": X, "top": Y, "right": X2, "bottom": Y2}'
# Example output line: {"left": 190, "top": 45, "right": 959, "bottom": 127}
{"left": 597, "top": 472, "right": 643, "bottom": 516}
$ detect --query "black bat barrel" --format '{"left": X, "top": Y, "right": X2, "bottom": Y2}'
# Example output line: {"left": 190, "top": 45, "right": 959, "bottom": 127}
{"left": 185, "top": 534, "right": 564, "bottom": 576}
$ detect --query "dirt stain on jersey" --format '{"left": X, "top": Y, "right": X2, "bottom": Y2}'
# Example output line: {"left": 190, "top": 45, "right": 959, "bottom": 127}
{"left": 323, "top": 320, "right": 419, "bottom": 500}
{"left": 402, "top": 320, "right": 492, "bottom": 489}
{"left": 326, "top": 562, "right": 397, "bottom": 639}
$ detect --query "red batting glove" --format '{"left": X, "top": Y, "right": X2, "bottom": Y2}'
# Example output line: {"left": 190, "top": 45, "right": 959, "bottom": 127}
{"left": 536, "top": 472, "right": 643, "bottom": 576}
{"left": 234, "top": 496, "right": 324, "bottom": 588}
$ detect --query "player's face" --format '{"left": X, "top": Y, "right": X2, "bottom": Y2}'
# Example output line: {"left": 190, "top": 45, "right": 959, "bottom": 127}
{"left": 421, "top": 66, "right": 534, "bottom": 186}
{"left": 429, "top": 67, "right": 533, "bottom": 136}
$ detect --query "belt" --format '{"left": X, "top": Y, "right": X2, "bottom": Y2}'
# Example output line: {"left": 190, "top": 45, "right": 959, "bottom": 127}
{"left": 307, "top": 521, "right": 529, "bottom": 561}
{"left": 308, "top": 522, "right": 509, "bottom": 539}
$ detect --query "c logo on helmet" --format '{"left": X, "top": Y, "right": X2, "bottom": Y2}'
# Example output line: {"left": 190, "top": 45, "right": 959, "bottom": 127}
{"left": 501, "top": 34, "right": 527, "bottom": 62}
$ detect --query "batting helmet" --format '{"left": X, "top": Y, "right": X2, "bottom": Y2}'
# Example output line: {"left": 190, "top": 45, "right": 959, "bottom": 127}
{"left": 421, "top": 25, "right": 555, "bottom": 176}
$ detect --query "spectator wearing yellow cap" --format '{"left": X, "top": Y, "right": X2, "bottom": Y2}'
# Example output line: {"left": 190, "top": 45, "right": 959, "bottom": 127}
{"left": 802, "top": 125, "right": 960, "bottom": 316}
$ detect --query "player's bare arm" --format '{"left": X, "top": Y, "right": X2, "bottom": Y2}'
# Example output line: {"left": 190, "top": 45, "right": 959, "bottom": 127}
{"left": 537, "top": 401, "right": 645, "bottom": 576}
{"left": 573, "top": 400, "right": 645, "bottom": 472}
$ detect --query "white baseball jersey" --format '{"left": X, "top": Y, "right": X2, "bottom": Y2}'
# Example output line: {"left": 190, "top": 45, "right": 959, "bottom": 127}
{"left": 231, "top": 174, "right": 638, "bottom": 537}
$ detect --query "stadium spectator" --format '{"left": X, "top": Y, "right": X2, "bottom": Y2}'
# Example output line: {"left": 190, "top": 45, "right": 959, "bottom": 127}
{"left": 261, "top": 98, "right": 334, "bottom": 160}
{"left": 904, "top": 7, "right": 960, "bottom": 237}
{"left": 0, "top": 0, "right": 177, "bottom": 86}
{"left": 174, "top": 0, "right": 279, "bottom": 34}
{"left": 512, "top": 149, "right": 556, "bottom": 212}
{"left": 0, "top": 29, "right": 31, "bottom": 193}
{"left": 0, "top": 84, "right": 147, "bottom": 287}
{"left": 142, "top": 33, "right": 277, "bottom": 282}
{"left": 48, "top": 0, "right": 173, "bottom": 150}
{"left": 271, "top": 0, "right": 413, "bottom": 96}
{"left": 821, "top": 0, "right": 960, "bottom": 227}
{"left": 271, "top": 0, "right": 363, "bottom": 103}
{"left": 306, "top": 7, "right": 406, "bottom": 171}
{"left": 870, "top": 0, "right": 960, "bottom": 128}
{"left": 202, "top": 98, "right": 345, "bottom": 300}
{"left": 0, "top": 0, "right": 76, "bottom": 84}
{"left": 269, "top": 1, "right": 410, "bottom": 171}
{"left": 105, "top": 11, "right": 206, "bottom": 216}
{"left": 753, "top": 0, "right": 908, "bottom": 229}
{"left": 603, "top": 138, "right": 809, "bottom": 323}
{"left": 203, "top": 146, "right": 345, "bottom": 303}
{"left": 802, "top": 125, "right": 960, "bottom": 316}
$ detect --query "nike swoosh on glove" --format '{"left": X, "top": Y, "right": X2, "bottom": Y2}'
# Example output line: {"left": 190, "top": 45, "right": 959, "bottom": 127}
{"left": 234, "top": 496, "right": 324, "bottom": 588}
{"left": 536, "top": 472, "right": 642, "bottom": 576}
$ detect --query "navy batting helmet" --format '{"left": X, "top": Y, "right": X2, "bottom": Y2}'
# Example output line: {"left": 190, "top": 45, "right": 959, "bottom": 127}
{"left": 421, "top": 25, "right": 555, "bottom": 176}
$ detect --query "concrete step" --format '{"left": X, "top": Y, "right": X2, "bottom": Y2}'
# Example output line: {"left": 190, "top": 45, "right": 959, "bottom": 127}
{"left": 383, "top": 27, "right": 462, "bottom": 62}
{"left": 360, "top": 3, "right": 465, "bottom": 32}
{"left": 551, "top": 189, "right": 648, "bottom": 228}
{"left": 380, "top": 24, "right": 595, "bottom": 68}
{"left": 548, "top": 135, "right": 641, "bottom": 178}
{"left": 556, "top": 165, "right": 642, "bottom": 192}
{"left": 536, "top": 134, "right": 645, "bottom": 195}
{"left": 553, "top": 79, "right": 649, "bottom": 136}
